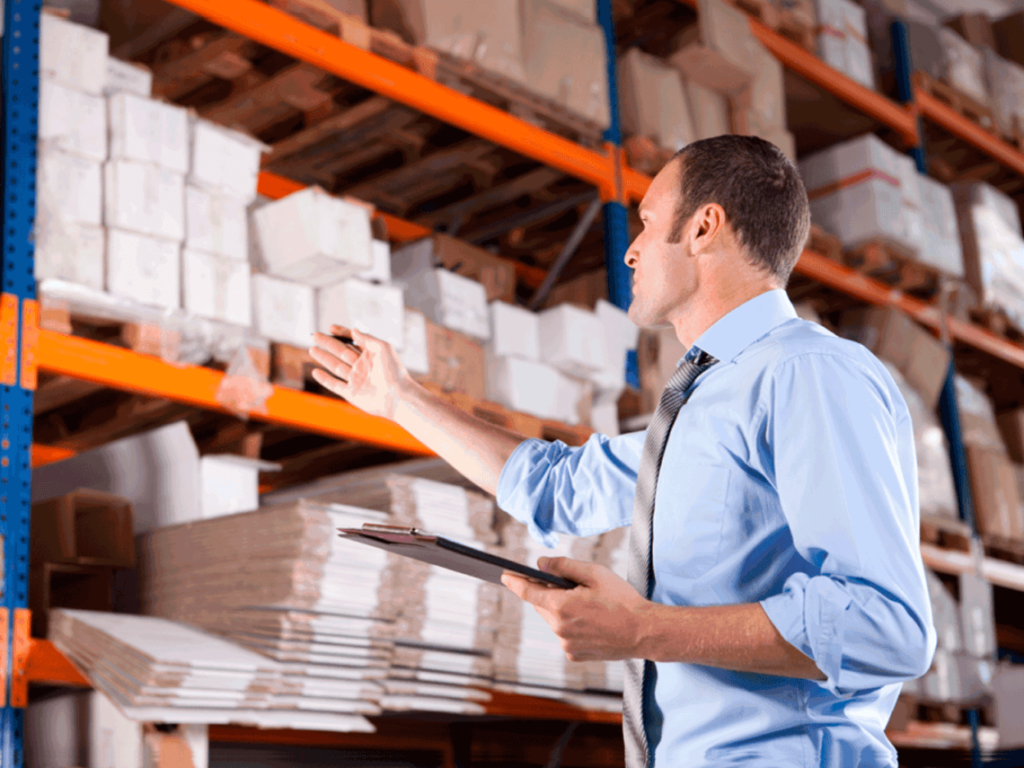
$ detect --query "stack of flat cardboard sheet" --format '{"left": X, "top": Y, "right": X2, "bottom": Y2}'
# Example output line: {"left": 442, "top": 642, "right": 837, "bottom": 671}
{"left": 49, "top": 608, "right": 376, "bottom": 732}
{"left": 135, "top": 500, "right": 402, "bottom": 722}
{"left": 589, "top": 527, "right": 629, "bottom": 697}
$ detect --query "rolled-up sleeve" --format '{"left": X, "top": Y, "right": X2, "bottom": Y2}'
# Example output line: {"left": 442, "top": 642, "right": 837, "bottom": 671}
{"left": 496, "top": 431, "right": 645, "bottom": 546}
{"left": 758, "top": 352, "right": 937, "bottom": 695}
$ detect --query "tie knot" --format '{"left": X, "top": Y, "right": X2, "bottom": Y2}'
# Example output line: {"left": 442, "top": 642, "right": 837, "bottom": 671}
{"left": 665, "top": 350, "right": 718, "bottom": 394}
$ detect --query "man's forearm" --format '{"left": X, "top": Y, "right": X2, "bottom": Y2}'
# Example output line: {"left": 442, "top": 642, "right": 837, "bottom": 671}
{"left": 392, "top": 378, "right": 527, "bottom": 495}
{"left": 636, "top": 602, "right": 826, "bottom": 680}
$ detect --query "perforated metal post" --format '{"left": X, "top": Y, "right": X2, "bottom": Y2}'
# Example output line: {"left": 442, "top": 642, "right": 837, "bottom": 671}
{"left": 0, "top": 0, "right": 42, "bottom": 764}
{"left": 597, "top": 0, "right": 638, "bottom": 388}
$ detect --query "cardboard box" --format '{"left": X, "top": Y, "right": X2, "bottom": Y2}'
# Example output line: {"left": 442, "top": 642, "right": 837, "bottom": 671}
{"left": 391, "top": 235, "right": 515, "bottom": 303}
{"left": 926, "top": 568, "right": 964, "bottom": 653}
{"left": 895, "top": 154, "right": 927, "bottom": 261}
{"left": 183, "top": 248, "right": 252, "bottom": 326}
{"left": 997, "top": 408, "right": 1024, "bottom": 463}
{"left": 590, "top": 299, "right": 640, "bottom": 397}
{"left": 185, "top": 186, "right": 249, "bottom": 262}
{"left": 105, "top": 160, "right": 186, "bottom": 241}
{"left": 399, "top": 267, "right": 491, "bottom": 340}
{"left": 252, "top": 186, "right": 373, "bottom": 287}
{"left": 775, "top": 0, "right": 815, "bottom": 27}
{"left": 917, "top": 174, "right": 964, "bottom": 278}
{"left": 39, "top": 80, "right": 107, "bottom": 162}
{"left": 252, "top": 274, "right": 317, "bottom": 347}
{"left": 966, "top": 445, "right": 1024, "bottom": 541}
{"left": 358, "top": 239, "right": 393, "bottom": 284}
{"left": 669, "top": 0, "right": 762, "bottom": 94}
{"left": 40, "top": 13, "right": 109, "bottom": 95}
{"left": 799, "top": 133, "right": 921, "bottom": 255}
{"left": 424, "top": 320, "right": 486, "bottom": 401}
{"left": 35, "top": 222, "right": 105, "bottom": 290}
{"left": 543, "top": 268, "right": 609, "bottom": 309}
{"left": 993, "top": 12, "right": 1024, "bottom": 69}
{"left": 554, "top": 371, "right": 592, "bottom": 426}
{"left": 591, "top": 399, "right": 620, "bottom": 437}
{"left": 686, "top": 81, "right": 732, "bottom": 140}
{"left": 37, "top": 147, "right": 103, "bottom": 227}
{"left": 618, "top": 47, "right": 696, "bottom": 152}
{"left": 106, "top": 229, "right": 181, "bottom": 310}
{"left": 401, "top": 309, "right": 430, "bottom": 374}
{"left": 982, "top": 49, "right": 1024, "bottom": 139}
{"left": 637, "top": 326, "right": 687, "bottom": 413}
{"left": 485, "top": 354, "right": 564, "bottom": 420}
{"left": 371, "top": 0, "right": 526, "bottom": 84}
{"left": 918, "top": 650, "right": 993, "bottom": 704}
{"left": 956, "top": 375, "right": 1006, "bottom": 453}
{"left": 815, "top": 0, "right": 873, "bottom": 89}
{"left": 521, "top": 0, "right": 610, "bottom": 127}
{"left": 105, "top": 56, "right": 153, "bottom": 97}
{"left": 201, "top": 454, "right": 279, "bottom": 521}
{"left": 993, "top": 664, "right": 1024, "bottom": 749}
{"left": 318, "top": 277, "right": 405, "bottom": 349}
{"left": 950, "top": 181, "right": 1024, "bottom": 326}
{"left": 939, "top": 27, "right": 989, "bottom": 106}
{"left": 733, "top": 45, "right": 786, "bottom": 134}
{"left": 943, "top": 13, "right": 996, "bottom": 50}
{"left": 760, "top": 126, "right": 796, "bottom": 162}
{"left": 108, "top": 92, "right": 190, "bottom": 174}
{"left": 489, "top": 300, "right": 541, "bottom": 361}
{"left": 839, "top": 306, "right": 949, "bottom": 410}
{"left": 959, "top": 572, "right": 996, "bottom": 659}
{"left": 537, "top": 304, "right": 606, "bottom": 377}
{"left": 190, "top": 118, "right": 265, "bottom": 202}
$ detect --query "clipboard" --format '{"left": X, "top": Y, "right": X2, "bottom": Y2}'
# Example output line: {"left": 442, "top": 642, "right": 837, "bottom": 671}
{"left": 337, "top": 524, "right": 578, "bottom": 590}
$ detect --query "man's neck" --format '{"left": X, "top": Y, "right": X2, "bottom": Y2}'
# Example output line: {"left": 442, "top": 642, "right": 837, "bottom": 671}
{"left": 668, "top": 281, "right": 780, "bottom": 352}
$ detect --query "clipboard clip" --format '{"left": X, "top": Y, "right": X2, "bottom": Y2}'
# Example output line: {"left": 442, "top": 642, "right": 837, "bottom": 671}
{"left": 350, "top": 523, "right": 423, "bottom": 537}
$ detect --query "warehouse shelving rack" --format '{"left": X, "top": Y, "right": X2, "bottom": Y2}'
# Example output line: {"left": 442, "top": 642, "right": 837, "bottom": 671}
{"left": 5, "top": 0, "right": 1024, "bottom": 763}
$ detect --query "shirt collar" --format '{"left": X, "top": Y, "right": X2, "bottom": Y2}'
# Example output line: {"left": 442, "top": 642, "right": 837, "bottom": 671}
{"left": 682, "top": 288, "right": 798, "bottom": 365}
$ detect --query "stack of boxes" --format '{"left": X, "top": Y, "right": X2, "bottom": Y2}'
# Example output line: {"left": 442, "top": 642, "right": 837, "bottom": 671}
{"left": 814, "top": 0, "right": 874, "bottom": 89}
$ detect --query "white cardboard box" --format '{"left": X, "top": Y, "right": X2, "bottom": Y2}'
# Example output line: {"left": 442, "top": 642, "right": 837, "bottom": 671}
{"left": 252, "top": 273, "right": 317, "bottom": 346}
{"left": 39, "top": 80, "right": 107, "bottom": 162}
{"left": 40, "top": 13, "right": 109, "bottom": 95}
{"left": 618, "top": 47, "right": 695, "bottom": 152}
{"left": 895, "top": 154, "right": 927, "bottom": 256}
{"left": 35, "top": 222, "right": 104, "bottom": 290}
{"left": 201, "top": 454, "right": 280, "bottom": 521}
{"left": 489, "top": 300, "right": 540, "bottom": 361}
{"left": 318, "top": 278, "right": 405, "bottom": 349}
{"left": 918, "top": 174, "right": 964, "bottom": 278}
{"left": 537, "top": 303, "right": 606, "bottom": 376}
{"left": 799, "top": 133, "right": 916, "bottom": 254}
{"left": 401, "top": 309, "right": 430, "bottom": 374}
{"left": 186, "top": 186, "right": 249, "bottom": 261}
{"left": 37, "top": 146, "right": 103, "bottom": 227}
{"left": 104, "top": 56, "right": 154, "bottom": 97}
{"left": 252, "top": 187, "right": 373, "bottom": 286}
{"left": 553, "top": 370, "right": 587, "bottom": 425}
{"left": 591, "top": 399, "right": 620, "bottom": 437}
{"left": 486, "top": 355, "right": 563, "bottom": 420}
{"left": 183, "top": 248, "right": 252, "bottom": 326}
{"left": 104, "top": 159, "right": 186, "bottom": 241}
{"left": 190, "top": 118, "right": 265, "bottom": 202}
{"left": 108, "top": 91, "right": 190, "bottom": 174}
{"left": 106, "top": 229, "right": 181, "bottom": 310}
{"left": 815, "top": 0, "right": 874, "bottom": 89}
{"left": 358, "top": 239, "right": 393, "bottom": 284}
{"left": 591, "top": 298, "right": 639, "bottom": 395}
{"left": 400, "top": 268, "right": 491, "bottom": 340}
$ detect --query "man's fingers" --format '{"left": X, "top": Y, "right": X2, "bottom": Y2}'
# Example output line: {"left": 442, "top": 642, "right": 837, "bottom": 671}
{"left": 537, "top": 556, "right": 594, "bottom": 588}
{"left": 311, "top": 331, "right": 359, "bottom": 360}
{"left": 501, "top": 572, "right": 553, "bottom": 608}
{"left": 311, "top": 367, "right": 348, "bottom": 395}
{"left": 309, "top": 346, "right": 354, "bottom": 381}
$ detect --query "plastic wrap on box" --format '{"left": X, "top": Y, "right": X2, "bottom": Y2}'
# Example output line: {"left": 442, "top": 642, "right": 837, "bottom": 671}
{"left": 185, "top": 187, "right": 249, "bottom": 262}
{"left": 814, "top": 0, "right": 873, "bottom": 89}
{"left": 618, "top": 48, "right": 695, "bottom": 152}
{"left": 40, "top": 13, "right": 108, "bottom": 95}
{"left": 182, "top": 249, "right": 252, "bottom": 327}
{"left": 104, "top": 160, "right": 186, "bottom": 242}
{"left": 189, "top": 118, "right": 267, "bottom": 202}
{"left": 926, "top": 568, "right": 964, "bottom": 653}
{"left": 917, "top": 174, "right": 964, "bottom": 278}
{"left": 318, "top": 278, "right": 405, "bottom": 349}
{"left": 34, "top": 223, "right": 104, "bottom": 291}
{"left": 984, "top": 49, "right": 1024, "bottom": 138}
{"left": 106, "top": 230, "right": 181, "bottom": 310}
{"left": 955, "top": 375, "right": 1005, "bottom": 452}
{"left": 895, "top": 155, "right": 926, "bottom": 256}
{"left": 940, "top": 28, "right": 988, "bottom": 105}
{"left": 39, "top": 80, "right": 107, "bottom": 162}
{"left": 37, "top": 145, "right": 103, "bottom": 227}
{"left": 108, "top": 92, "right": 190, "bottom": 174}
{"left": 371, "top": 0, "right": 526, "bottom": 85}
{"left": 882, "top": 362, "right": 958, "bottom": 520}
{"left": 252, "top": 274, "right": 317, "bottom": 347}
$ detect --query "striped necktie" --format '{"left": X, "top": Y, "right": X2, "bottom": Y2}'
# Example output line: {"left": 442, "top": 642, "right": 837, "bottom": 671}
{"left": 623, "top": 349, "right": 718, "bottom": 768}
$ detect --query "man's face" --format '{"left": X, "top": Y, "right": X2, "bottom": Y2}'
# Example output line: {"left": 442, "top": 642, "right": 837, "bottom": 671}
{"left": 625, "top": 159, "right": 695, "bottom": 329}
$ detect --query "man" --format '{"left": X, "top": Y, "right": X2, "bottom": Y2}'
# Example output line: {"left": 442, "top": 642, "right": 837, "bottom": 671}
{"left": 309, "top": 135, "right": 936, "bottom": 767}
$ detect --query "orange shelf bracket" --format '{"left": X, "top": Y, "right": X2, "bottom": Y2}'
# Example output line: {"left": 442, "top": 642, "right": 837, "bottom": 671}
{"left": 26, "top": 639, "right": 91, "bottom": 687}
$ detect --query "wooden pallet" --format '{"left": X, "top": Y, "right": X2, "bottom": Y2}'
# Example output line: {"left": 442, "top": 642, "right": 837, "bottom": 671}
{"left": 912, "top": 71, "right": 997, "bottom": 134}
{"left": 806, "top": 224, "right": 842, "bottom": 263}
{"left": 843, "top": 240, "right": 970, "bottom": 307}
{"left": 982, "top": 533, "right": 1024, "bottom": 565}
{"left": 39, "top": 301, "right": 184, "bottom": 361}
{"left": 622, "top": 135, "right": 676, "bottom": 176}
{"left": 921, "top": 513, "right": 973, "bottom": 554}
{"left": 969, "top": 306, "right": 1024, "bottom": 345}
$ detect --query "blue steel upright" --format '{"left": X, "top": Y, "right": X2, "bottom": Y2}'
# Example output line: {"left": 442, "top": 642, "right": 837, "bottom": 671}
{"left": 1, "top": 0, "right": 41, "bottom": 765}
{"left": 597, "top": 0, "right": 639, "bottom": 388}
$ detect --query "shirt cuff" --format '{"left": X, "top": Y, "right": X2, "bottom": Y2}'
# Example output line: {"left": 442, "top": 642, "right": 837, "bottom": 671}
{"left": 760, "top": 572, "right": 853, "bottom": 695}
{"left": 496, "top": 438, "right": 560, "bottom": 548}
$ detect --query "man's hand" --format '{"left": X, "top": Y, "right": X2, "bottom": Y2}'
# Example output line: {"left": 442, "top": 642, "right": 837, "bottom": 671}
{"left": 501, "top": 557, "right": 651, "bottom": 662}
{"left": 309, "top": 325, "right": 410, "bottom": 420}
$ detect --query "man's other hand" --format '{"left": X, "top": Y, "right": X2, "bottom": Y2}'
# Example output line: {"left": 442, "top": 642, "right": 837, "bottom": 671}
{"left": 501, "top": 557, "right": 652, "bottom": 662}
{"left": 309, "top": 326, "right": 410, "bottom": 420}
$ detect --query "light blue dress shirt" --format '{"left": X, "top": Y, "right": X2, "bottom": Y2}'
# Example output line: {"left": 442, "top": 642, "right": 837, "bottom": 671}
{"left": 497, "top": 289, "right": 937, "bottom": 768}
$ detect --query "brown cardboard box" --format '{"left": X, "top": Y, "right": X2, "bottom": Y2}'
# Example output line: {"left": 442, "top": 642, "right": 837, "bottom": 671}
{"left": 997, "top": 408, "right": 1024, "bottom": 462}
{"left": 732, "top": 45, "right": 786, "bottom": 134}
{"left": 618, "top": 47, "right": 696, "bottom": 152}
{"left": 422, "top": 319, "right": 486, "bottom": 401}
{"left": 944, "top": 13, "right": 996, "bottom": 50}
{"left": 669, "top": 0, "right": 762, "bottom": 95}
{"left": 686, "top": 81, "right": 732, "bottom": 139}
{"left": 543, "top": 269, "right": 609, "bottom": 310}
{"left": 966, "top": 445, "right": 1024, "bottom": 540}
{"left": 431, "top": 234, "right": 516, "bottom": 304}
{"left": 992, "top": 12, "right": 1024, "bottom": 68}
{"left": 840, "top": 306, "right": 950, "bottom": 410}
{"left": 637, "top": 326, "right": 686, "bottom": 413}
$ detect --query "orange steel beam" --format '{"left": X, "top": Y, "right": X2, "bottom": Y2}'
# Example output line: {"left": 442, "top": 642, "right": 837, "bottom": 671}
{"left": 36, "top": 330, "right": 433, "bottom": 456}
{"left": 26, "top": 640, "right": 90, "bottom": 687}
{"left": 31, "top": 444, "right": 76, "bottom": 467}
{"left": 916, "top": 89, "right": 1024, "bottom": 179}
{"left": 163, "top": 0, "right": 616, "bottom": 196}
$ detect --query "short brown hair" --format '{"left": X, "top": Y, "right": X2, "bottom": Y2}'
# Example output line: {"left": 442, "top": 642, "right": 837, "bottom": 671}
{"left": 668, "top": 136, "right": 810, "bottom": 285}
